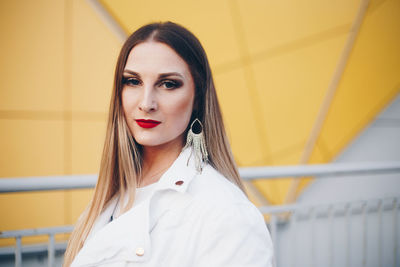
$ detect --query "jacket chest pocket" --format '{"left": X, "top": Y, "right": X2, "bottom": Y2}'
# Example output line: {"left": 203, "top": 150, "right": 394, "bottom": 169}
{"left": 72, "top": 201, "right": 152, "bottom": 267}
{"left": 72, "top": 237, "right": 152, "bottom": 267}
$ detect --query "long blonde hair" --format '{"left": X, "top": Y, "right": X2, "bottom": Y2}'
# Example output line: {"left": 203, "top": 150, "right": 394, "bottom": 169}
{"left": 63, "top": 21, "right": 245, "bottom": 266}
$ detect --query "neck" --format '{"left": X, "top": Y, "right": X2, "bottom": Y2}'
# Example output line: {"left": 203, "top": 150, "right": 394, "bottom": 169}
{"left": 140, "top": 138, "right": 184, "bottom": 186}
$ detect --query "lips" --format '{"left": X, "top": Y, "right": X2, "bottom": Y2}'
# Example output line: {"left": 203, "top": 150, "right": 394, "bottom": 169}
{"left": 135, "top": 119, "right": 161, "bottom": 128}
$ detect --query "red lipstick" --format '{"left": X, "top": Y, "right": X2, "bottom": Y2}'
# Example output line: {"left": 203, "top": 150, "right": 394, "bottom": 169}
{"left": 135, "top": 119, "right": 161, "bottom": 128}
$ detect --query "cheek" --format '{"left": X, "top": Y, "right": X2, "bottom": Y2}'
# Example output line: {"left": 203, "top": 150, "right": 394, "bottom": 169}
{"left": 121, "top": 89, "right": 138, "bottom": 113}
{"left": 164, "top": 93, "right": 194, "bottom": 123}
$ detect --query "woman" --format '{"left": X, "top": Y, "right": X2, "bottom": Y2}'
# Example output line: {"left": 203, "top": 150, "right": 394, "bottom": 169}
{"left": 64, "top": 21, "right": 273, "bottom": 267}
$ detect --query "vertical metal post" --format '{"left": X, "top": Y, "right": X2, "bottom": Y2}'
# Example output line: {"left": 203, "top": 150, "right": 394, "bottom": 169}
{"left": 291, "top": 211, "right": 297, "bottom": 267}
{"left": 393, "top": 198, "right": 398, "bottom": 267}
{"left": 15, "top": 236, "right": 22, "bottom": 267}
{"left": 270, "top": 214, "right": 278, "bottom": 267}
{"left": 310, "top": 208, "right": 315, "bottom": 267}
{"left": 378, "top": 199, "right": 383, "bottom": 267}
{"left": 345, "top": 203, "right": 351, "bottom": 267}
{"left": 362, "top": 202, "right": 368, "bottom": 267}
{"left": 328, "top": 206, "right": 334, "bottom": 267}
{"left": 48, "top": 234, "right": 55, "bottom": 267}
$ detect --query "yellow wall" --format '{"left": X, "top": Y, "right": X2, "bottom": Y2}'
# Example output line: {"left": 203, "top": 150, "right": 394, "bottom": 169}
{"left": 0, "top": 0, "right": 399, "bottom": 245}
{"left": 0, "top": 0, "right": 120, "bottom": 245}
{"left": 297, "top": 0, "right": 400, "bottom": 196}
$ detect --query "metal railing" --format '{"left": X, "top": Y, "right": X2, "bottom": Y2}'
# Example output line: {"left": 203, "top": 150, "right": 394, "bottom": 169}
{"left": 1, "top": 161, "right": 400, "bottom": 267}
{"left": 0, "top": 226, "right": 73, "bottom": 267}
{"left": 262, "top": 195, "right": 399, "bottom": 267}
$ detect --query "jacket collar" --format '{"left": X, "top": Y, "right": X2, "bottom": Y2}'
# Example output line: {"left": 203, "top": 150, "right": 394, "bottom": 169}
{"left": 154, "top": 146, "right": 198, "bottom": 193}
{"left": 72, "top": 146, "right": 199, "bottom": 266}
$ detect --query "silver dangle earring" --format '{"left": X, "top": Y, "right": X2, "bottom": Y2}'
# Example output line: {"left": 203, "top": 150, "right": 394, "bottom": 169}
{"left": 184, "top": 118, "right": 208, "bottom": 173}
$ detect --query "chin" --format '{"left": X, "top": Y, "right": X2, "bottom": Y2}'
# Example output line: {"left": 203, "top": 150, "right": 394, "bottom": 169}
{"left": 133, "top": 135, "right": 166, "bottom": 146}
{"left": 135, "top": 136, "right": 185, "bottom": 149}
{"left": 134, "top": 139, "right": 160, "bottom": 147}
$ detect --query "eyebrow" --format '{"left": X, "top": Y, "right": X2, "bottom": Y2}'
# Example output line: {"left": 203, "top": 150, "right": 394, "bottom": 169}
{"left": 123, "top": 69, "right": 184, "bottom": 79}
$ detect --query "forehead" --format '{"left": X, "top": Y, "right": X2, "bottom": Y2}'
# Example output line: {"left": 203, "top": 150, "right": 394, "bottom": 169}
{"left": 124, "top": 41, "right": 190, "bottom": 75}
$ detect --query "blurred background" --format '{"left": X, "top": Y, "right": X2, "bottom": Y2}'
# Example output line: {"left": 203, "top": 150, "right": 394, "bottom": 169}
{"left": 0, "top": 0, "right": 399, "bottom": 266}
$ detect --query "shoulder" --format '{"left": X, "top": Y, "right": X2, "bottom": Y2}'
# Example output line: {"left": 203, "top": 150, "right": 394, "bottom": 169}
{"left": 184, "top": 164, "right": 274, "bottom": 266}
{"left": 185, "top": 163, "right": 262, "bottom": 223}
{"left": 187, "top": 163, "right": 247, "bottom": 204}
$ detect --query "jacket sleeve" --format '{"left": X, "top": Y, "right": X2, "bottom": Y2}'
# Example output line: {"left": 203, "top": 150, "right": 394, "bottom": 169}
{"left": 193, "top": 202, "right": 274, "bottom": 267}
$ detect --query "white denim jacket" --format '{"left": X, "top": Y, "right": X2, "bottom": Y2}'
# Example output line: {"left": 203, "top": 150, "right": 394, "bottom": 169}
{"left": 71, "top": 147, "right": 274, "bottom": 267}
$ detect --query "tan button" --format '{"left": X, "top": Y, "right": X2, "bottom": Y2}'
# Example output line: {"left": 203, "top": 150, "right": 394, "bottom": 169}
{"left": 136, "top": 247, "right": 145, "bottom": 256}
{"left": 175, "top": 180, "right": 184, "bottom": 186}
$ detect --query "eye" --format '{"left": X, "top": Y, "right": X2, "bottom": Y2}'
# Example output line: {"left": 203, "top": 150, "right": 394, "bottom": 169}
{"left": 123, "top": 77, "right": 141, "bottom": 86}
{"left": 160, "top": 80, "right": 182, "bottom": 89}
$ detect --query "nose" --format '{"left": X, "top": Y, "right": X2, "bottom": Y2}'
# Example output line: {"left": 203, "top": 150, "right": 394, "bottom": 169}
{"left": 138, "top": 86, "right": 157, "bottom": 113}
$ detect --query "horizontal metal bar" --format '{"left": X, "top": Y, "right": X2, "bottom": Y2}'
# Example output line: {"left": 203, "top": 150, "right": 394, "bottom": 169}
{"left": 239, "top": 161, "right": 400, "bottom": 180}
{"left": 259, "top": 195, "right": 400, "bottom": 215}
{"left": 0, "top": 226, "right": 73, "bottom": 238}
{"left": 0, "top": 175, "right": 97, "bottom": 193}
{"left": 0, "top": 242, "right": 68, "bottom": 256}
{"left": 0, "top": 162, "right": 399, "bottom": 193}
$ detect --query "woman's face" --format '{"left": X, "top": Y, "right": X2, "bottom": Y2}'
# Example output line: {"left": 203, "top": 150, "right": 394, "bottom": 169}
{"left": 121, "top": 41, "right": 195, "bottom": 149}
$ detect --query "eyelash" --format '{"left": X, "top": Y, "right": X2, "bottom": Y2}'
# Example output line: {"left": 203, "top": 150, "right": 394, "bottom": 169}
{"left": 122, "top": 77, "right": 140, "bottom": 87}
{"left": 161, "top": 80, "right": 182, "bottom": 89}
{"left": 122, "top": 77, "right": 182, "bottom": 90}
